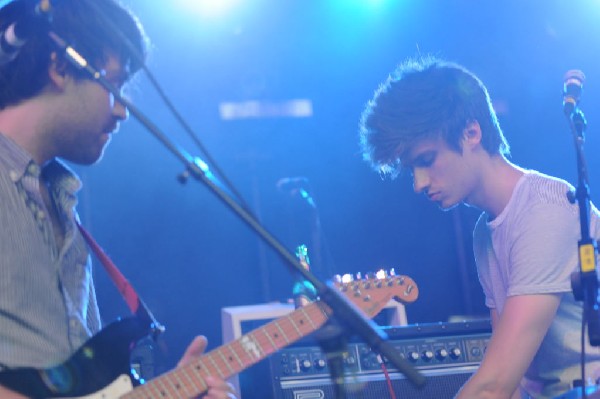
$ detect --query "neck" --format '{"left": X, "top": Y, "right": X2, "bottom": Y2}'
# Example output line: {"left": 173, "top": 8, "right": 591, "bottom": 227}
{"left": 466, "top": 155, "right": 524, "bottom": 219}
{"left": 0, "top": 99, "right": 57, "bottom": 165}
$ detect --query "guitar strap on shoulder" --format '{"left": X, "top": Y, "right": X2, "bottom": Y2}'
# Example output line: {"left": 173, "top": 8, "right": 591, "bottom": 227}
{"left": 77, "top": 222, "right": 165, "bottom": 337}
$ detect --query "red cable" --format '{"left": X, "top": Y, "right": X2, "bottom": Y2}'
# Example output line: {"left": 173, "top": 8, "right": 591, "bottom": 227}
{"left": 379, "top": 355, "right": 398, "bottom": 399}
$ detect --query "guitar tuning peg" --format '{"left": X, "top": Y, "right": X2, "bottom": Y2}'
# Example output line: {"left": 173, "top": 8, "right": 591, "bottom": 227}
{"left": 375, "top": 269, "right": 387, "bottom": 279}
{"left": 333, "top": 274, "right": 342, "bottom": 283}
{"left": 341, "top": 273, "right": 354, "bottom": 283}
{"left": 389, "top": 268, "right": 396, "bottom": 276}
{"left": 364, "top": 272, "right": 377, "bottom": 280}
{"left": 355, "top": 272, "right": 362, "bottom": 280}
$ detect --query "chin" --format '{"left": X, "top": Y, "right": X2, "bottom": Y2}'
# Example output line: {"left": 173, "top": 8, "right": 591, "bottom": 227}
{"left": 438, "top": 201, "right": 460, "bottom": 211}
{"left": 65, "top": 149, "right": 106, "bottom": 166}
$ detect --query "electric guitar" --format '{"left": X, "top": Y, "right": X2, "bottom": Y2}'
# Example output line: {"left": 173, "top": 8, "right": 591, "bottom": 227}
{"left": 0, "top": 274, "right": 418, "bottom": 398}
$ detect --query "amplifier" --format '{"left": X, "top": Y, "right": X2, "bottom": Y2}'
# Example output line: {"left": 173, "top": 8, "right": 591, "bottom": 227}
{"left": 239, "top": 320, "right": 491, "bottom": 399}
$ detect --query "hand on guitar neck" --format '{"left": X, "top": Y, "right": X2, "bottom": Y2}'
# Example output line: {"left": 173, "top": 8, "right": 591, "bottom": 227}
{"left": 0, "top": 384, "right": 28, "bottom": 399}
{"left": 178, "top": 336, "right": 237, "bottom": 399}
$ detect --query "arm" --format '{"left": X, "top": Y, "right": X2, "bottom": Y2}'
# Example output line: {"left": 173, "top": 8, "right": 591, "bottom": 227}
{"left": 0, "top": 385, "right": 28, "bottom": 399}
{"left": 456, "top": 293, "right": 561, "bottom": 399}
{"left": 178, "top": 335, "right": 237, "bottom": 399}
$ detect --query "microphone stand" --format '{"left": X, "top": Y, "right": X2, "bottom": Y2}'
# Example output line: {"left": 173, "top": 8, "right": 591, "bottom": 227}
{"left": 315, "top": 320, "right": 348, "bottom": 399}
{"left": 48, "top": 32, "right": 426, "bottom": 389}
{"left": 566, "top": 107, "right": 600, "bottom": 346}
{"left": 293, "top": 245, "right": 347, "bottom": 399}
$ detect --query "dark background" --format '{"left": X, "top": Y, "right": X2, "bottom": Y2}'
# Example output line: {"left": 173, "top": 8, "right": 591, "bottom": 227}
{"left": 71, "top": 0, "right": 600, "bottom": 370}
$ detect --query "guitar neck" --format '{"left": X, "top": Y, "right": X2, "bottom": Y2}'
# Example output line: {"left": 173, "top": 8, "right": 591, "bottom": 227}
{"left": 123, "top": 301, "right": 330, "bottom": 399}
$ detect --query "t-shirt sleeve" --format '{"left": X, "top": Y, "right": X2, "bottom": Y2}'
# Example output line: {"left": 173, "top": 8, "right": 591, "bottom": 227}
{"left": 473, "top": 214, "right": 496, "bottom": 309}
{"left": 506, "top": 202, "right": 579, "bottom": 296}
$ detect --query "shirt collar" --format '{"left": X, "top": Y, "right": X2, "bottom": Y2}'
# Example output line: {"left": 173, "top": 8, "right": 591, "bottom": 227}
{"left": 0, "top": 132, "right": 82, "bottom": 195}
{"left": 0, "top": 132, "right": 34, "bottom": 182}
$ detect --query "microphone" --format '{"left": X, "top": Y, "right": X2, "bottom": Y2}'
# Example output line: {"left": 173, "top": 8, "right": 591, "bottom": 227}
{"left": 563, "top": 69, "right": 585, "bottom": 116}
{"left": 0, "top": 0, "right": 53, "bottom": 65}
{"left": 276, "top": 176, "right": 315, "bottom": 208}
{"left": 276, "top": 176, "right": 309, "bottom": 191}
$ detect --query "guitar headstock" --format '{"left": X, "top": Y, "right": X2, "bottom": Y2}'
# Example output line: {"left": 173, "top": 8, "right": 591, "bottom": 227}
{"left": 332, "top": 270, "right": 418, "bottom": 318}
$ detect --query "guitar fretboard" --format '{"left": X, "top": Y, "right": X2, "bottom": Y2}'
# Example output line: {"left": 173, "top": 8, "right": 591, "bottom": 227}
{"left": 122, "top": 301, "right": 330, "bottom": 399}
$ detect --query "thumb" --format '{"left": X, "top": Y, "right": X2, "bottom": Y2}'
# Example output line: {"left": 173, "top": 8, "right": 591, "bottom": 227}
{"left": 178, "top": 335, "right": 208, "bottom": 367}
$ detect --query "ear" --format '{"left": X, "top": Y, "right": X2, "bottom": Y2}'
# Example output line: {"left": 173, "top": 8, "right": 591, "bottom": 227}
{"left": 462, "top": 120, "right": 482, "bottom": 150}
{"left": 47, "top": 52, "right": 69, "bottom": 90}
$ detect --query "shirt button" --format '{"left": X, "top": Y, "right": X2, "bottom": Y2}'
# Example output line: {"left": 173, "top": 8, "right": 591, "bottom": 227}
{"left": 26, "top": 200, "right": 37, "bottom": 212}
{"left": 36, "top": 210, "right": 46, "bottom": 220}
{"left": 27, "top": 163, "right": 40, "bottom": 177}
{"left": 9, "top": 170, "right": 19, "bottom": 181}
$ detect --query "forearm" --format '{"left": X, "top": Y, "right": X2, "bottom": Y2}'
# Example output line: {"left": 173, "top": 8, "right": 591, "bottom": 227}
{"left": 455, "top": 373, "right": 519, "bottom": 399}
{"left": 0, "top": 385, "right": 28, "bottom": 399}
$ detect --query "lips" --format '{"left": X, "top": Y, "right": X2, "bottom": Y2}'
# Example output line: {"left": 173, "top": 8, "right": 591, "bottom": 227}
{"left": 428, "top": 192, "right": 441, "bottom": 201}
{"left": 105, "top": 125, "right": 118, "bottom": 135}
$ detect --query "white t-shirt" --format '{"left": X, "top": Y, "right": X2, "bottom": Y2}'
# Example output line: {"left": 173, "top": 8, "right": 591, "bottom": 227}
{"left": 473, "top": 170, "right": 600, "bottom": 398}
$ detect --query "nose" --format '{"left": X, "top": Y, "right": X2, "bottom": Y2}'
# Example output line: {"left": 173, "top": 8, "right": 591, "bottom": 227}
{"left": 111, "top": 94, "right": 129, "bottom": 121}
{"left": 412, "top": 168, "right": 430, "bottom": 194}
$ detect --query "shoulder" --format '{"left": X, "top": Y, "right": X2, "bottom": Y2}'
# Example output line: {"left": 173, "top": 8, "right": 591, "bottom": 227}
{"left": 491, "top": 170, "right": 579, "bottom": 239}
{"left": 519, "top": 170, "right": 574, "bottom": 206}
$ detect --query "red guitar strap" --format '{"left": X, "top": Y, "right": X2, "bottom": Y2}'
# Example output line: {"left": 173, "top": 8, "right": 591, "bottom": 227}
{"left": 77, "top": 222, "right": 164, "bottom": 334}
{"left": 76, "top": 222, "right": 140, "bottom": 314}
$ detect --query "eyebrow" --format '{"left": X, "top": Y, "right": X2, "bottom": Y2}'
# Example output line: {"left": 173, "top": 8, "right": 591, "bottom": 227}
{"left": 404, "top": 149, "right": 437, "bottom": 168}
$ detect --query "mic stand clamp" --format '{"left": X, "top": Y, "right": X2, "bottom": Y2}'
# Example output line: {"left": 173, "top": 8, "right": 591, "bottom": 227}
{"left": 566, "top": 108, "right": 600, "bottom": 346}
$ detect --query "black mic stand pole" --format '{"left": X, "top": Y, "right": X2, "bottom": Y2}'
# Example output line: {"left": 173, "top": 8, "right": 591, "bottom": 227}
{"left": 293, "top": 246, "right": 347, "bottom": 399}
{"left": 48, "top": 31, "right": 426, "bottom": 390}
{"left": 566, "top": 107, "right": 600, "bottom": 347}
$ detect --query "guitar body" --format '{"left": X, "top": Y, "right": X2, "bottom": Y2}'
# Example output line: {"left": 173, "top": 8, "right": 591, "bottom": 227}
{"left": 0, "top": 317, "right": 148, "bottom": 398}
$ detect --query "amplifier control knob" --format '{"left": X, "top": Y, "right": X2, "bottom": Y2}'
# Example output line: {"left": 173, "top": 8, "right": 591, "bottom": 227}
{"left": 300, "top": 359, "right": 312, "bottom": 371}
{"left": 422, "top": 350, "right": 434, "bottom": 361}
{"left": 470, "top": 346, "right": 482, "bottom": 357}
{"left": 314, "top": 358, "right": 327, "bottom": 369}
{"left": 436, "top": 348, "right": 449, "bottom": 360}
{"left": 450, "top": 347, "right": 462, "bottom": 359}
{"left": 408, "top": 351, "right": 420, "bottom": 362}
{"left": 345, "top": 356, "right": 357, "bottom": 366}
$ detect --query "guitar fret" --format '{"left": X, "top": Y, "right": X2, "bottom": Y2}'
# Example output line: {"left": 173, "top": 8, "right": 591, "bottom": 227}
{"left": 165, "top": 375, "right": 179, "bottom": 395}
{"left": 178, "top": 369, "right": 198, "bottom": 397}
{"left": 226, "top": 342, "right": 245, "bottom": 370}
{"left": 263, "top": 328, "right": 278, "bottom": 351}
{"left": 276, "top": 316, "right": 302, "bottom": 342}
{"left": 216, "top": 348, "right": 236, "bottom": 374}
{"left": 260, "top": 325, "right": 277, "bottom": 353}
{"left": 306, "top": 303, "right": 329, "bottom": 329}
{"left": 289, "top": 307, "right": 317, "bottom": 336}
{"left": 299, "top": 306, "right": 318, "bottom": 329}
{"left": 288, "top": 314, "right": 303, "bottom": 336}
{"left": 170, "top": 371, "right": 193, "bottom": 398}
{"left": 273, "top": 320, "right": 291, "bottom": 343}
{"left": 186, "top": 363, "right": 209, "bottom": 392}
{"left": 193, "top": 360, "right": 210, "bottom": 378}
{"left": 229, "top": 340, "right": 253, "bottom": 369}
{"left": 148, "top": 376, "right": 172, "bottom": 398}
{"left": 206, "top": 353, "right": 226, "bottom": 378}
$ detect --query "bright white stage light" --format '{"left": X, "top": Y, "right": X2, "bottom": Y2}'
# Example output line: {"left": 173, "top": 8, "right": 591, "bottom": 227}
{"left": 174, "top": 0, "right": 240, "bottom": 18}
